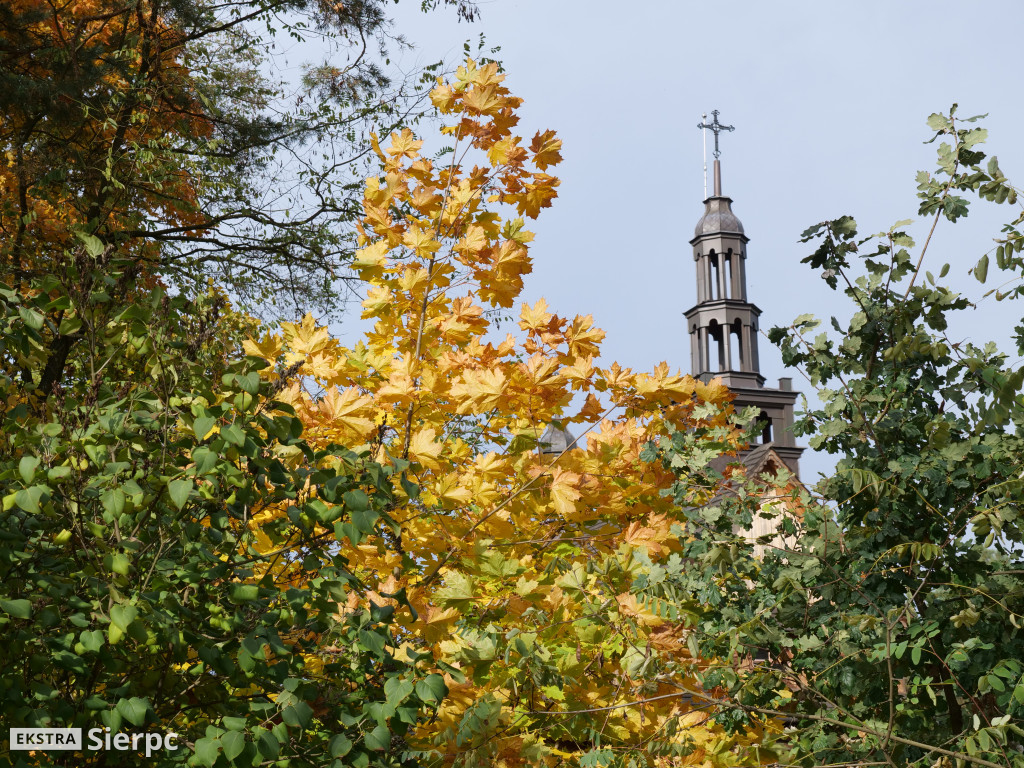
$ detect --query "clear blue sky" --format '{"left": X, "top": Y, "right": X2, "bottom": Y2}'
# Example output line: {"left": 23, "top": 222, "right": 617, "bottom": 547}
{"left": 367, "top": 0, "right": 1024, "bottom": 484}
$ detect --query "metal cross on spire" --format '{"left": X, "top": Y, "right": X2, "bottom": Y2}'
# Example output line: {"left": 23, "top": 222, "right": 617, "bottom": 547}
{"left": 698, "top": 109, "right": 734, "bottom": 159}
{"left": 699, "top": 110, "right": 735, "bottom": 197}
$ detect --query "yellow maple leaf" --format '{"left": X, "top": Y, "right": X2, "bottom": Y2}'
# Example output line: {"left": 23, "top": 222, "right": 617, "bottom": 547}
{"left": 450, "top": 367, "right": 506, "bottom": 414}
{"left": 453, "top": 225, "right": 488, "bottom": 261}
{"left": 408, "top": 428, "right": 443, "bottom": 470}
{"left": 283, "top": 313, "right": 332, "bottom": 358}
{"left": 511, "top": 174, "right": 560, "bottom": 218}
{"left": 548, "top": 467, "right": 581, "bottom": 516}
{"left": 560, "top": 355, "right": 595, "bottom": 388}
{"left": 352, "top": 240, "right": 390, "bottom": 274}
{"left": 461, "top": 85, "right": 503, "bottom": 116}
{"left": 695, "top": 377, "right": 730, "bottom": 406}
{"left": 386, "top": 128, "right": 424, "bottom": 159}
{"left": 315, "top": 388, "right": 375, "bottom": 439}
{"left": 473, "top": 61, "right": 505, "bottom": 87}
{"left": 565, "top": 314, "right": 606, "bottom": 358}
{"left": 530, "top": 129, "right": 563, "bottom": 171}
{"left": 416, "top": 604, "right": 462, "bottom": 644}
{"left": 487, "top": 136, "right": 525, "bottom": 167}
{"left": 429, "top": 83, "right": 457, "bottom": 112}
{"left": 304, "top": 352, "right": 341, "bottom": 383}
{"left": 361, "top": 285, "right": 394, "bottom": 318}
{"left": 615, "top": 592, "right": 665, "bottom": 627}
{"left": 402, "top": 225, "right": 441, "bottom": 257}
{"left": 242, "top": 334, "right": 282, "bottom": 365}
{"left": 432, "top": 473, "right": 474, "bottom": 507}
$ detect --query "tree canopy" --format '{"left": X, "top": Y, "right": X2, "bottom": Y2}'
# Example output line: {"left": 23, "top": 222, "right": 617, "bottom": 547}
{"left": 4, "top": 0, "right": 1023, "bottom": 762}
{"left": 0, "top": 0, "right": 475, "bottom": 318}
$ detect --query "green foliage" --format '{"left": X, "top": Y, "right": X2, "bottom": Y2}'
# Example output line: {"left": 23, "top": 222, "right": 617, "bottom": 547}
{"left": 644, "top": 107, "right": 1024, "bottom": 767}
{"left": 0, "top": 245, "right": 441, "bottom": 766}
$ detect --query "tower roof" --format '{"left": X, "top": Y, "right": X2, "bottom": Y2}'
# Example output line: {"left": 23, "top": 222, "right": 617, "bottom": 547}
{"left": 694, "top": 195, "right": 744, "bottom": 238}
{"left": 538, "top": 423, "right": 576, "bottom": 455}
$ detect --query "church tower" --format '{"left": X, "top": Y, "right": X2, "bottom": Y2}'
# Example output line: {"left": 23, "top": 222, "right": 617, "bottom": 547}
{"left": 686, "top": 112, "right": 803, "bottom": 476}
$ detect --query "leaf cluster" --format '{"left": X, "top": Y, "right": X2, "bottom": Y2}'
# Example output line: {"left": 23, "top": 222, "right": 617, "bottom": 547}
{"left": 0, "top": 241, "right": 444, "bottom": 766}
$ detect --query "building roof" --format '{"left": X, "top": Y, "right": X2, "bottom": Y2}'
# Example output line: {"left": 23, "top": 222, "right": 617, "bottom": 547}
{"left": 708, "top": 442, "right": 793, "bottom": 490}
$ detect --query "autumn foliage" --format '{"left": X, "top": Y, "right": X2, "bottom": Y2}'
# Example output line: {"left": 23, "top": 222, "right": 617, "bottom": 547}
{"left": 243, "top": 60, "right": 772, "bottom": 766}
{"left": 0, "top": 0, "right": 209, "bottom": 273}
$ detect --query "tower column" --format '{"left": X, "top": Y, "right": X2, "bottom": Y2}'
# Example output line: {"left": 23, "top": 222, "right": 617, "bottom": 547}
{"left": 690, "top": 329, "right": 700, "bottom": 375}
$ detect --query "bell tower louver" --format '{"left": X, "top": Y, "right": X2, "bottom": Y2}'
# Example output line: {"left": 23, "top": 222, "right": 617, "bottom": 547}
{"left": 687, "top": 112, "right": 803, "bottom": 476}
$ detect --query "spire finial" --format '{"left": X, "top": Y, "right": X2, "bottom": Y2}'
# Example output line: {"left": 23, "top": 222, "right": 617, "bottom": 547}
{"left": 697, "top": 109, "right": 734, "bottom": 159}
{"left": 698, "top": 110, "right": 734, "bottom": 197}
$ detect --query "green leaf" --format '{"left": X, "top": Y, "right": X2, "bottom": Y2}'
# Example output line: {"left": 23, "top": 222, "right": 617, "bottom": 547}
{"left": 76, "top": 230, "right": 106, "bottom": 257}
{"left": 927, "top": 113, "right": 951, "bottom": 132}
{"left": 14, "top": 485, "right": 46, "bottom": 513}
{"left": 1013, "top": 680, "right": 1024, "bottom": 706}
{"left": 222, "top": 423, "right": 246, "bottom": 447}
{"left": 109, "top": 604, "right": 138, "bottom": 632}
{"left": 192, "top": 446, "right": 218, "bottom": 474}
{"left": 281, "top": 701, "right": 313, "bottom": 729}
{"left": 384, "top": 677, "right": 414, "bottom": 706}
{"left": 0, "top": 599, "right": 32, "bottom": 619}
{"left": 79, "top": 630, "right": 104, "bottom": 652}
{"left": 220, "top": 730, "right": 245, "bottom": 762}
{"left": 168, "top": 478, "right": 192, "bottom": 510}
{"left": 541, "top": 684, "right": 565, "bottom": 701}
{"left": 47, "top": 466, "right": 71, "bottom": 481}
{"left": 343, "top": 488, "right": 369, "bottom": 512}
{"left": 229, "top": 584, "right": 260, "bottom": 603}
{"left": 351, "top": 506, "right": 379, "bottom": 534}
{"left": 115, "top": 697, "right": 149, "bottom": 726}
{"left": 101, "top": 487, "right": 126, "bottom": 518}
{"left": 358, "top": 629, "right": 386, "bottom": 656}
{"left": 18, "top": 455, "right": 40, "bottom": 483}
{"left": 974, "top": 253, "right": 989, "bottom": 284}
{"left": 580, "top": 748, "right": 614, "bottom": 768}
{"left": 193, "top": 737, "right": 220, "bottom": 767}
{"left": 436, "top": 572, "right": 475, "bottom": 604}
{"left": 257, "top": 731, "right": 279, "bottom": 759}
{"left": 18, "top": 306, "right": 44, "bottom": 330}
{"left": 364, "top": 724, "right": 390, "bottom": 751}
{"left": 345, "top": 489, "right": 377, "bottom": 532}
{"left": 58, "top": 315, "right": 82, "bottom": 335}
{"left": 107, "top": 553, "right": 131, "bottom": 576}
{"left": 193, "top": 416, "right": 217, "bottom": 440}
{"left": 238, "top": 372, "right": 261, "bottom": 395}
{"left": 415, "top": 674, "right": 447, "bottom": 703}
{"left": 962, "top": 127, "right": 988, "bottom": 149}
{"left": 330, "top": 734, "right": 353, "bottom": 758}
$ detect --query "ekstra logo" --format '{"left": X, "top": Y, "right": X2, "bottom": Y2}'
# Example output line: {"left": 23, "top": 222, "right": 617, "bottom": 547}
{"left": 9, "top": 728, "right": 82, "bottom": 750}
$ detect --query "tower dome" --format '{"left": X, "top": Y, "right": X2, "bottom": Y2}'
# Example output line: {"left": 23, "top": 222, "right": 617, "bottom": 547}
{"left": 694, "top": 196, "right": 744, "bottom": 238}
